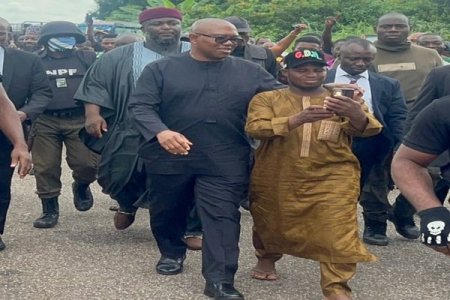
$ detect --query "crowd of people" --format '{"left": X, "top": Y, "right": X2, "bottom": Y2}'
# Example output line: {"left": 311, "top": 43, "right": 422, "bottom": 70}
{"left": 0, "top": 6, "right": 449, "bottom": 300}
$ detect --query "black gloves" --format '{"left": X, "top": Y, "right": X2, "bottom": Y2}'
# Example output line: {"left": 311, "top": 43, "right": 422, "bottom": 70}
{"left": 418, "top": 206, "right": 450, "bottom": 256}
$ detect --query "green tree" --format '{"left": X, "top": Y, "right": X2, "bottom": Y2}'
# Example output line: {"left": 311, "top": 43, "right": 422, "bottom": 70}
{"left": 94, "top": 0, "right": 450, "bottom": 39}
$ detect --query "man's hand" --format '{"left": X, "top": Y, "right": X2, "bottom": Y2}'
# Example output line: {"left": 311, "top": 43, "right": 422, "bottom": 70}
{"left": 418, "top": 207, "right": 450, "bottom": 256}
{"left": 10, "top": 143, "right": 32, "bottom": 178}
{"left": 292, "top": 23, "right": 308, "bottom": 34}
{"left": 288, "top": 105, "right": 335, "bottom": 130}
{"left": 85, "top": 114, "right": 107, "bottom": 138}
{"left": 156, "top": 130, "right": 193, "bottom": 155}
{"left": 85, "top": 14, "right": 94, "bottom": 26}
{"left": 325, "top": 16, "right": 339, "bottom": 28}
{"left": 323, "top": 95, "right": 363, "bottom": 117}
{"left": 17, "top": 111, "right": 27, "bottom": 122}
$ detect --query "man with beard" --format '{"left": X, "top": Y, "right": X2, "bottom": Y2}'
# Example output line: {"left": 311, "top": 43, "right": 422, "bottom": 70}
{"left": 246, "top": 49, "right": 381, "bottom": 300}
{"left": 129, "top": 18, "right": 282, "bottom": 299}
{"left": 75, "top": 7, "right": 191, "bottom": 232}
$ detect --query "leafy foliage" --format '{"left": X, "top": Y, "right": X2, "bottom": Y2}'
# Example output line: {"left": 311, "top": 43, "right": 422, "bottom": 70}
{"left": 93, "top": 0, "right": 450, "bottom": 40}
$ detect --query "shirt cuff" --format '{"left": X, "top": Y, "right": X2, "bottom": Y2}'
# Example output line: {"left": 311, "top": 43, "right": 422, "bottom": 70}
{"left": 271, "top": 117, "right": 290, "bottom": 136}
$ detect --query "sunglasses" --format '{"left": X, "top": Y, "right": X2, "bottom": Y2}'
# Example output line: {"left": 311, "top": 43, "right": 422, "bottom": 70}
{"left": 194, "top": 32, "right": 243, "bottom": 44}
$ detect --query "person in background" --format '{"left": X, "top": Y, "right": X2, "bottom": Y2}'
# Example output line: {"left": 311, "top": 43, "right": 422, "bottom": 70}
{"left": 362, "top": 12, "right": 443, "bottom": 243}
{"left": 416, "top": 33, "right": 450, "bottom": 64}
{"left": 224, "top": 16, "right": 278, "bottom": 77}
{"left": 20, "top": 25, "right": 42, "bottom": 53}
{"left": 114, "top": 33, "right": 143, "bottom": 48}
{"left": 99, "top": 33, "right": 117, "bottom": 53}
{"left": 326, "top": 38, "right": 407, "bottom": 246}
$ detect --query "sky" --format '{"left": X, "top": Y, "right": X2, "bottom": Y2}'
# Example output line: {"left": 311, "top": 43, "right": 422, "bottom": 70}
{"left": 2, "top": 0, "right": 98, "bottom": 24}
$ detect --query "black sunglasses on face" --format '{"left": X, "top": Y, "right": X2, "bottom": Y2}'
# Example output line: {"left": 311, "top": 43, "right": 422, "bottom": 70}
{"left": 194, "top": 32, "right": 243, "bottom": 44}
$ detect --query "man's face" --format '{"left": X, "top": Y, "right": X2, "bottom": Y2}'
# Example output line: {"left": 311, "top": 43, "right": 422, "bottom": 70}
{"left": 417, "top": 35, "right": 445, "bottom": 53}
{"left": 190, "top": 24, "right": 241, "bottom": 60}
{"left": 0, "top": 25, "right": 9, "bottom": 47}
{"left": 142, "top": 17, "right": 181, "bottom": 46}
{"left": 287, "top": 63, "right": 327, "bottom": 90}
{"left": 376, "top": 16, "right": 410, "bottom": 45}
{"left": 340, "top": 44, "right": 375, "bottom": 75}
{"left": 23, "top": 34, "right": 38, "bottom": 50}
{"left": 233, "top": 32, "right": 249, "bottom": 50}
{"left": 101, "top": 37, "right": 116, "bottom": 52}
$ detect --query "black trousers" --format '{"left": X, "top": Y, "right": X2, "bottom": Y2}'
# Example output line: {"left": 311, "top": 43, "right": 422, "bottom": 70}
{"left": 0, "top": 133, "right": 15, "bottom": 235}
{"left": 146, "top": 171, "right": 248, "bottom": 284}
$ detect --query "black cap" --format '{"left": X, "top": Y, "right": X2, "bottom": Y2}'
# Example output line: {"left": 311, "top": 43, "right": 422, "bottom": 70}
{"left": 224, "top": 16, "right": 251, "bottom": 33}
{"left": 284, "top": 49, "right": 327, "bottom": 69}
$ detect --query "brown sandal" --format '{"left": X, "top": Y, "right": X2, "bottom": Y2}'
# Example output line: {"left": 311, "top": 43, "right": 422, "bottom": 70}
{"left": 250, "top": 268, "right": 278, "bottom": 281}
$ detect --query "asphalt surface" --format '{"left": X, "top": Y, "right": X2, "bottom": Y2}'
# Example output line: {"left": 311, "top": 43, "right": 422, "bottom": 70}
{"left": 1, "top": 162, "right": 450, "bottom": 300}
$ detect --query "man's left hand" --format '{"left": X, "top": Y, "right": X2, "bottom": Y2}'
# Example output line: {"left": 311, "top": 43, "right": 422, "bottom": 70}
{"left": 10, "top": 143, "right": 32, "bottom": 178}
{"left": 17, "top": 111, "right": 27, "bottom": 122}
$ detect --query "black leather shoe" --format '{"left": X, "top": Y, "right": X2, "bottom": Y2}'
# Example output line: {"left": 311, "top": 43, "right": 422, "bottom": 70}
{"left": 0, "top": 236, "right": 5, "bottom": 251}
{"left": 388, "top": 211, "right": 420, "bottom": 239}
{"left": 363, "top": 227, "right": 388, "bottom": 246}
{"left": 204, "top": 282, "right": 244, "bottom": 300}
{"left": 72, "top": 181, "right": 94, "bottom": 212}
{"left": 156, "top": 256, "right": 185, "bottom": 275}
{"left": 114, "top": 210, "right": 136, "bottom": 230}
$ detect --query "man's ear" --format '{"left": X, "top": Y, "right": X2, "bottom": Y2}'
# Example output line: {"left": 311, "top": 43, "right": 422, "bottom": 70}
{"left": 188, "top": 33, "right": 197, "bottom": 44}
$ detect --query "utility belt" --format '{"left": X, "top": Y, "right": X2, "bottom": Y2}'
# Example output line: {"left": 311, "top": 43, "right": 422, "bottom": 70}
{"left": 43, "top": 107, "right": 85, "bottom": 118}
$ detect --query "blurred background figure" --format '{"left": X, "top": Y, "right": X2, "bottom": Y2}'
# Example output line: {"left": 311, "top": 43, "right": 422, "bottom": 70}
{"left": 416, "top": 33, "right": 450, "bottom": 64}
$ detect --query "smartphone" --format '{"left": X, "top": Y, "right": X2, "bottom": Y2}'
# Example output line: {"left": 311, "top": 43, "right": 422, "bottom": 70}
{"left": 332, "top": 88, "right": 354, "bottom": 99}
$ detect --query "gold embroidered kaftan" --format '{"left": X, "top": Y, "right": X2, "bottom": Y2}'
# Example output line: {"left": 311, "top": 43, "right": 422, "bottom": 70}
{"left": 245, "top": 88, "right": 382, "bottom": 263}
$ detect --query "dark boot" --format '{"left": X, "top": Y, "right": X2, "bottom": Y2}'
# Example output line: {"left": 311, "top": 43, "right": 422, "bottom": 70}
{"left": 389, "top": 195, "right": 420, "bottom": 239}
{"left": 72, "top": 181, "right": 94, "bottom": 212}
{"left": 363, "top": 217, "right": 388, "bottom": 246}
{"left": 33, "top": 197, "right": 59, "bottom": 229}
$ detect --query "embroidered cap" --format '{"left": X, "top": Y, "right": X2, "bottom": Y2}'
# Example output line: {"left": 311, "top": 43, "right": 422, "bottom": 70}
{"left": 285, "top": 49, "right": 327, "bottom": 69}
{"left": 139, "top": 7, "right": 183, "bottom": 24}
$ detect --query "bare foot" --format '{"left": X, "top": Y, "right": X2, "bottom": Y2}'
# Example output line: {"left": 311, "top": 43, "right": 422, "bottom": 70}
{"left": 250, "top": 258, "right": 278, "bottom": 281}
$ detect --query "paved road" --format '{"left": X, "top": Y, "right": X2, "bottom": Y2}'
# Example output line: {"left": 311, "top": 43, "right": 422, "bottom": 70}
{"left": 1, "top": 163, "right": 449, "bottom": 300}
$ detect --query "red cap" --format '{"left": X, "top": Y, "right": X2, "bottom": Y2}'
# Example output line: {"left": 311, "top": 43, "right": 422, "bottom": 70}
{"left": 138, "top": 7, "right": 182, "bottom": 24}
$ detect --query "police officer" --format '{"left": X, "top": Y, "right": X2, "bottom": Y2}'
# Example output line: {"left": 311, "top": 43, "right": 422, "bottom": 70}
{"left": 31, "top": 21, "right": 98, "bottom": 229}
